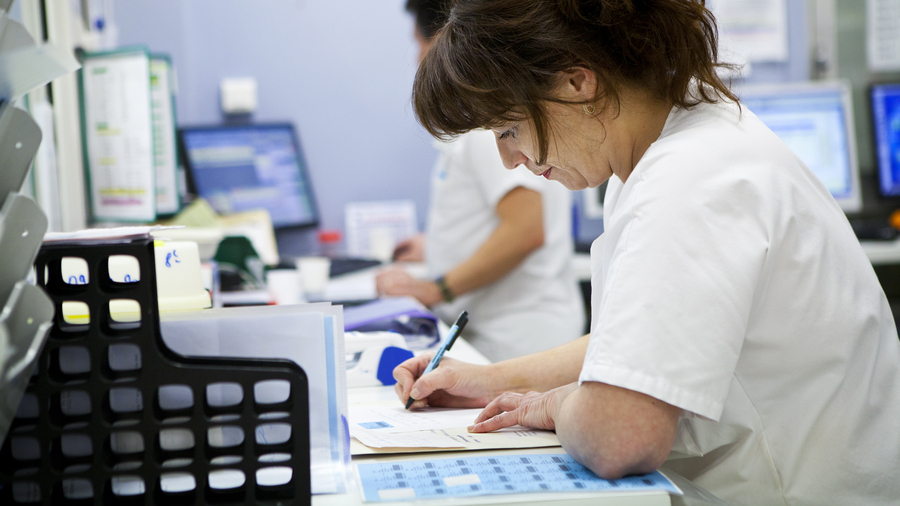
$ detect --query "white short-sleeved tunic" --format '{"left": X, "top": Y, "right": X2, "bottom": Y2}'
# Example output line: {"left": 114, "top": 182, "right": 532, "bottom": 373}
{"left": 426, "top": 129, "right": 585, "bottom": 362}
{"left": 579, "top": 99, "right": 900, "bottom": 505}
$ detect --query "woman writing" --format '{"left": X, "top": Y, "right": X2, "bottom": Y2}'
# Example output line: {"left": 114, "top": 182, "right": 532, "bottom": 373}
{"left": 393, "top": 0, "right": 900, "bottom": 504}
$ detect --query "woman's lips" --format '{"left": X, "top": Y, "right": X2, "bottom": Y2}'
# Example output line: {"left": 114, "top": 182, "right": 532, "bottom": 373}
{"left": 540, "top": 168, "right": 552, "bottom": 179}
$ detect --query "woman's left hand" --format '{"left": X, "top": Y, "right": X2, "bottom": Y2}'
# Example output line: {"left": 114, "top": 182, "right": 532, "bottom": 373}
{"left": 467, "top": 382, "right": 579, "bottom": 432}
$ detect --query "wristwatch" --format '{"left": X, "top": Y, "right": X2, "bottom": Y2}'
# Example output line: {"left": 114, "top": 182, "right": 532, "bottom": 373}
{"left": 435, "top": 275, "right": 454, "bottom": 303}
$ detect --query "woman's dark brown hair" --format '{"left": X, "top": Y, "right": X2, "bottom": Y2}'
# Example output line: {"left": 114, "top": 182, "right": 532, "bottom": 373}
{"left": 412, "top": 0, "right": 739, "bottom": 165}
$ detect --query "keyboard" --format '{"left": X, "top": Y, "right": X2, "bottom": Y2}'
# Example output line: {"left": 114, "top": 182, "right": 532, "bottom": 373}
{"left": 850, "top": 220, "right": 900, "bottom": 241}
{"left": 329, "top": 257, "right": 383, "bottom": 277}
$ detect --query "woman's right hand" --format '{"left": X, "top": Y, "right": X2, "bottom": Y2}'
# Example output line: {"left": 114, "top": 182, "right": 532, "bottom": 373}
{"left": 393, "top": 354, "right": 498, "bottom": 410}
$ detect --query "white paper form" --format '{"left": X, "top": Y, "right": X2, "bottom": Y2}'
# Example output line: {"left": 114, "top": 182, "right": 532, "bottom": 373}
{"left": 149, "top": 55, "right": 180, "bottom": 215}
{"left": 710, "top": 0, "right": 789, "bottom": 67}
{"left": 350, "top": 405, "right": 482, "bottom": 434}
{"left": 160, "top": 304, "right": 350, "bottom": 494}
{"left": 868, "top": 0, "right": 900, "bottom": 71}
{"left": 81, "top": 48, "right": 156, "bottom": 222}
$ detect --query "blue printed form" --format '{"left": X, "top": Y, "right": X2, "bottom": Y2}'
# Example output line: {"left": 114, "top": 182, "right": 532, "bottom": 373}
{"left": 356, "top": 453, "right": 681, "bottom": 502}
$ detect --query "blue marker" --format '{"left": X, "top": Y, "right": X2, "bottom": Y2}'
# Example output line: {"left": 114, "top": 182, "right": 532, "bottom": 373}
{"left": 406, "top": 311, "right": 468, "bottom": 410}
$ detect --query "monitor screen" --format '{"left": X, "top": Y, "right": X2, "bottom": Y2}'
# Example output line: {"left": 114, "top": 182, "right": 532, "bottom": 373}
{"left": 740, "top": 81, "right": 862, "bottom": 214}
{"left": 871, "top": 83, "right": 900, "bottom": 197}
{"left": 179, "top": 123, "right": 319, "bottom": 229}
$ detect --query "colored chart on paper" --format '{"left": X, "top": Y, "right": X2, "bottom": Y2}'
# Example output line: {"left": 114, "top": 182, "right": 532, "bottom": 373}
{"left": 356, "top": 453, "right": 681, "bottom": 502}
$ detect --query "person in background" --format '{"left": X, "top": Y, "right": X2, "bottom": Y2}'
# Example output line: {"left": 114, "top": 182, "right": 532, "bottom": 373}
{"left": 375, "top": 0, "right": 585, "bottom": 362}
{"left": 392, "top": 0, "right": 900, "bottom": 504}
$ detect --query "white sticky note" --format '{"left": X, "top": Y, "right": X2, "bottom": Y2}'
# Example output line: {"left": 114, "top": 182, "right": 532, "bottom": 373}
{"left": 378, "top": 488, "right": 416, "bottom": 500}
{"left": 444, "top": 474, "right": 481, "bottom": 487}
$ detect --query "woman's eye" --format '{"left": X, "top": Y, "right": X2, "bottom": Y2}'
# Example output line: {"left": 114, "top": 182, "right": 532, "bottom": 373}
{"left": 498, "top": 129, "right": 515, "bottom": 140}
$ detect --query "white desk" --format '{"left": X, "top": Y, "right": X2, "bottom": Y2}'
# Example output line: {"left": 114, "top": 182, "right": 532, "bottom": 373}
{"left": 860, "top": 238, "right": 900, "bottom": 266}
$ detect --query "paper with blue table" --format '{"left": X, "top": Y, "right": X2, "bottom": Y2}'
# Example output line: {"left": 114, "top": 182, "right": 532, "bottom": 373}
{"left": 356, "top": 452, "right": 681, "bottom": 502}
{"left": 160, "top": 304, "right": 350, "bottom": 494}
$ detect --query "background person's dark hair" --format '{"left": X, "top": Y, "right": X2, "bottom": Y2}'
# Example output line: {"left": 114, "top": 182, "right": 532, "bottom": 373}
{"left": 405, "top": 0, "right": 451, "bottom": 40}
{"left": 413, "top": 0, "right": 740, "bottom": 166}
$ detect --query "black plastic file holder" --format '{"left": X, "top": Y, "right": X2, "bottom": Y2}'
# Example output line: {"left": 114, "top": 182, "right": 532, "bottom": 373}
{"left": 0, "top": 236, "right": 311, "bottom": 505}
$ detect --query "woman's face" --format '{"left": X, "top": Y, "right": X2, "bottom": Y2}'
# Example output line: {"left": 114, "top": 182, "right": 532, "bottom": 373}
{"left": 490, "top": 72, "right": 670, "bottom": 190}
{"left": 490, "top": 101, "right": 616, "bottom": 191}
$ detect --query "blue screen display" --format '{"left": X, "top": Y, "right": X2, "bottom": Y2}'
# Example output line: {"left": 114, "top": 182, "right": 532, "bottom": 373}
{"left": 872, "top": 84, "right": 900, "bottom": 197}
{"left": 180, "top": 124, "right": 318, "bottom": 228}
{"left": 742, "top": 89, "right": 854, "bottom": 201}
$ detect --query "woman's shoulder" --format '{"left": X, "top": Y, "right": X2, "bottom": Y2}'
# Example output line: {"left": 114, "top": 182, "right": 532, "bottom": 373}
{"left": 646, "top": 99, "right": 797, "bottom": 175}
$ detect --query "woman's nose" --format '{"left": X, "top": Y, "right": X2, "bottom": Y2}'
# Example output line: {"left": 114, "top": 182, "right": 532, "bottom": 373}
{"left": 495, "top": 139, "right": 528, "bottom": 170}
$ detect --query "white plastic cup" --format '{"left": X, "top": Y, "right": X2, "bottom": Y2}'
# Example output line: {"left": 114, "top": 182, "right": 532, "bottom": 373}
{"left": 295, "top": 256, "right": 331, "bottom": 295}
{"left": 368, "top": 228, "right": 395, "bottom": 263}
{"left": 266, "top": 269, "right": 305, "bottom": 305}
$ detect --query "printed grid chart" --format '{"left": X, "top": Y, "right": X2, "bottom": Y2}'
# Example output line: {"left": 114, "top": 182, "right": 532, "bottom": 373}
{"left": 357, "top": 453, "right": 680, "bottom": 502}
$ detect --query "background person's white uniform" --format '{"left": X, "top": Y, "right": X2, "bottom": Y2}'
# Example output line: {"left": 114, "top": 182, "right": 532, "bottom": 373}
{"left": 580, "top": 99, "right": 900, "bottom": 505}
{"left": 426, "top": 129, "right": 585, "bottom": 362}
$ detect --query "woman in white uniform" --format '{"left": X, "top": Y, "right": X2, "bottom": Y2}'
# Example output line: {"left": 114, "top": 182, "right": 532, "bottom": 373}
{"left": 376, "top": 0, "right": 585, "bottom": 362}
{"left": 392, "top": 0, "right": 900, "bottom": 504}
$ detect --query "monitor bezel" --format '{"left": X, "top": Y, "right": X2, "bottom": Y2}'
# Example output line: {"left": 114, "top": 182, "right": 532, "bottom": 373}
{"left": 177, "top": 122, "right": 321, "bottom": 231}
{"left": 739, "top": 80, "right": 863, "bottom": 214}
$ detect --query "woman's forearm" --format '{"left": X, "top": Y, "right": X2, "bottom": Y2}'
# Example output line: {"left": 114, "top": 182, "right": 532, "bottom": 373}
{"left": 440, "top": 187, "right": 543, "bottom": 297}
{"left": 485, "top": 334, "right": 590, "bottom": 395}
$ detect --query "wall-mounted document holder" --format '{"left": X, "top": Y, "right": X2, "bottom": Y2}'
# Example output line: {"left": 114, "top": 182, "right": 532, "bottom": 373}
{"left": 0, "top": 46, "right": 55, "bottom": 453}
{"left": 0, "top": 236, "right": 312, "bottom": 505}
{"left": 0, "top": 194, "right": 52, "bottom": 444}
{"left": 0, "top": 102, "right": 41, "bottom": 199}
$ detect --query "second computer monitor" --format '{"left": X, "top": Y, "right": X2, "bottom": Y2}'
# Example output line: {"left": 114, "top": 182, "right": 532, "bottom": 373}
{"left": 871, "top": 83, "right": 900, "bottom": 198}
{"left": 179, "top": 123, "right": 320, "bottom": 229}
{"left": 740, "top": 81, "right": 862, "bottom": 214}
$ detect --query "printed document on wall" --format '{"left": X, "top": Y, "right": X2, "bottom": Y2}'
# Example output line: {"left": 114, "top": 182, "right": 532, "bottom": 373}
{"left": 149, "top": 55, "right": 180, "bottom": 216}
{"left": 80, "top": 47, "right": 156, "bottom": 222}
{"left": 868, "top": 0, "right": 900, "bottom": 71}
{"left": 710, "top": 0, "right": 788, "bottom": 67}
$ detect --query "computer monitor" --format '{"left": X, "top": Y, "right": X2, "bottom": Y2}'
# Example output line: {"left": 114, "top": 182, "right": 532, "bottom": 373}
{"left": 179, "top": 123, "right": 319, "bottom": 229}
{"left": 740, "top": 81, "right": 862, "bottom": 214}
{"left": 871, "top": 83, "right": 900, "bottom": 198}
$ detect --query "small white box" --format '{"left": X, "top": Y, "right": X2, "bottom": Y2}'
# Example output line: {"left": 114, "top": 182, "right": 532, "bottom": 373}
{"left": 220, "top": 77, "right": 257, "bottom": 114}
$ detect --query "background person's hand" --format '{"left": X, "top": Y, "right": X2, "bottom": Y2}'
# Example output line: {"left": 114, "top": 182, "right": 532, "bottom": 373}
{"left": 375, "top": 268, "right": 443, "bottom": 306}
{"left": 468, "top": 382, "right": 579, "bottom": 432}
{"left": 392, "top": 234, "right": 426, "bottom": 262}
{"left": 393, "top": 354, "right": 498, "bottom": 410}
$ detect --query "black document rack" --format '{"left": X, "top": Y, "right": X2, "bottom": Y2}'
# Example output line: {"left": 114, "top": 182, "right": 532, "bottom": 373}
{"left": 0, "top": 236, "right": 311, "bottom": 505}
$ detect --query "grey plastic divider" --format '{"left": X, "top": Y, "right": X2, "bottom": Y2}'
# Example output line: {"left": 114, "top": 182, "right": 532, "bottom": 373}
{"left": 0, "top": 281, "right": 53, "bottom": 445}
{"left": 0, "top": 193, "right": 47, "bottom": 310}
{"left": 0, "top": 102, "right": 42, "bottom": 199}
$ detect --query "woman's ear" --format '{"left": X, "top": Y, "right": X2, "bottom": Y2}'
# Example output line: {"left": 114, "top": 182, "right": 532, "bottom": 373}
{"left": 557, "top": 67, "right": 598, "bottom": 102}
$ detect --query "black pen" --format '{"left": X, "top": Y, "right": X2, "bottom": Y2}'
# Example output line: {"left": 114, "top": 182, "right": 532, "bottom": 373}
{"left": 405, "top": 311, "right": 468, "bottom": 409}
